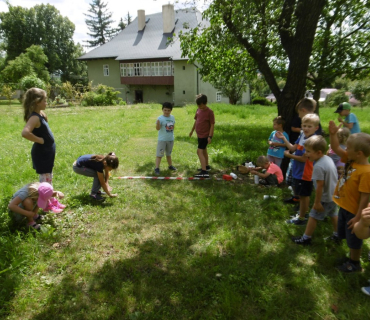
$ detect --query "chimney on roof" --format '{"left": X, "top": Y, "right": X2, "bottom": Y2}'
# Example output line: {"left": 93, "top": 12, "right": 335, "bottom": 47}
{"left": 137, "top": 9, "right": 145, "bottom": 31}
{"left": 162, "top": 4, "right": 175, "bottom": 33}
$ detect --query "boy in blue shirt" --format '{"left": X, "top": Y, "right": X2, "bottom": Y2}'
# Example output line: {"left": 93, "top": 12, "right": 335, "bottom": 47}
{"left": 277, "top": 113, "right": 320, "bottom": 225}
{"left": 267, "top": 116, "right": 289, "bottom": 167}
{"left": 154, "top": 102, "right": 176, "bottom": 175}
{"left": 335, "top": 102, "right": 360, "bottom": 134}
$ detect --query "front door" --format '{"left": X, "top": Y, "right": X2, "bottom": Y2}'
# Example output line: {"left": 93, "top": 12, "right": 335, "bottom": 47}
{"left": 135, "top": 90, "right": 143, "bottom": 103}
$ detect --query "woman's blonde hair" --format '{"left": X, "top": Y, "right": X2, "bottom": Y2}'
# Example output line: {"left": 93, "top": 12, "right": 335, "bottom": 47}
{"left": 23, "top": 88, "right": 46, "bottom": 122}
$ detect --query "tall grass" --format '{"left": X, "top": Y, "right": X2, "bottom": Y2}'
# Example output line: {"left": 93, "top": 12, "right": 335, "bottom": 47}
{"left": 1, "top": 103, "right": 369, "bottom": 319}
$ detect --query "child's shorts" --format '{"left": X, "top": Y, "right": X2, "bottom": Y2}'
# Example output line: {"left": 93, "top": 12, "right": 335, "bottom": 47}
{"left": 338, "top": 207, "right": 363, "bottom": 249}
{"left": 156, "top": 140, "right": 174, "bottom": 157}
{"left": 293, "top": 178, "right": 313, "bottom": 197}
{"left": 197, "top": 137, "right": 208, "bottom": 150}
{"left": 309, "top": 201, "right": 338, "bottom": 220}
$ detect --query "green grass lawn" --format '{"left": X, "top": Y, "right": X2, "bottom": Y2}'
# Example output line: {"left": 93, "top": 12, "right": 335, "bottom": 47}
{"left": 1, "top": 103, "right": 370, "bottom": 319}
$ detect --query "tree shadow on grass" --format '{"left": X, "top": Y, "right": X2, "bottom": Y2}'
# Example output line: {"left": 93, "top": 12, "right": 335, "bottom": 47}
{"left": 27, "top": 180, "right": 370, "bottom": 319}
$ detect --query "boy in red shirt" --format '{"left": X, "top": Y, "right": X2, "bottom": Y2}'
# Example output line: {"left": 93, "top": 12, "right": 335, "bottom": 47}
{"left": 251, "top": 156, "right": 284, "bottom": 185}
{"left": 189, "top": 94, "right": 215, "bottom": 178}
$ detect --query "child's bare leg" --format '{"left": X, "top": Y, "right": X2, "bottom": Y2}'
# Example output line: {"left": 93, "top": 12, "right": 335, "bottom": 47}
{"left": 203, "top": 148, "right": 209, "bottom": 166}
{"left": 155, "top": 156, "right": 162, "bottom": 168}
{"left": 350, "top": 248, "right": 362, "bottom": 262}
{"left": 304, "top": 217, "right": 318, "bottom": 237}
{"left": 166, "top": 155, "right": 172, "bottom": 166}
{"left": 197, "top": 149, "right": 207, "bottom": 170}
{"left": 299, "top": 196, "right": 310, "bottom": 219}
{"left": 23, "top": 198, "right": 37, "bottom": 223}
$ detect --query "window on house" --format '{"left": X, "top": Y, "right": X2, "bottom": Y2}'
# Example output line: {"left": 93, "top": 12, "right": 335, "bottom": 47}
{"left": 163, "top": 61, "right": 172, "bottom": 76}
{"left": 142, "top": 62, "right": 151, "bottom": 76}
{"left": 120, "top": 63, "right": 134, "bottom": 76}
{"left": 134, "top": 63, "right": 142, "bottom": 76}
{"left": 216, "top": 92, "right": 222, "bottom": 102}
{"left": 103, "top": 65, "right": 109, "bottom": 76}
{"left": 151, "top": 62, "right": 163, "bottom": 76}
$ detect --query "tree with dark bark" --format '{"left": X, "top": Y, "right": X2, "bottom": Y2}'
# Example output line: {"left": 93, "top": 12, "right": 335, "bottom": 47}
{"left": 180, "top": 0, "right": 326, "bottom": 129}
{"left": 84, "top": 0, "right": 117, "bottom": 48}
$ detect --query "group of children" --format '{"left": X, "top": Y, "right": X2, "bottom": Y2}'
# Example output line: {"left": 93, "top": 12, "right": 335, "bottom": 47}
{"left": 9, "top": 88, "right": 120, "bottom": 229}
{"left": 8, "top": 88, "right": 370, "bottom": 295}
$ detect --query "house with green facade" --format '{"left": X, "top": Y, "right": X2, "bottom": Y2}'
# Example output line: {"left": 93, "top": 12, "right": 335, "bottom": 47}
{"left": 78, "top": 4, "right": 250, "bottom": 106}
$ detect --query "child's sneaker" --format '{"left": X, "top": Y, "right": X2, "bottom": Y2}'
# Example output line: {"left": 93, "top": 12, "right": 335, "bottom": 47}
{"left": 194, "top": 171, "right": 209, "bottom": 178}
{"left": 336, "top": 260, "right": 362, "bottom": 273}
{"left": 43, "top": 203, "right": 63, "bottom": 213}
{"left": 50, "top": 197, "right": 66, "bottom": 209}
{"left": 286, "top": 216, "right": 307, "bottom": 226}
{"left": 198, "top": 165, "right": 211, "bottom": 171}
{"left": 168, "top": 165, "right": 177, "bottom": 171}
{"left": 284, "top": 196, "right": 300, "bottom": 204}
{"left": 292, "top": 236, "right": 311, "bottom": 245}
{"left": 361, "top": 286, "right": 370, "bottom": 296}
{"left": 154, "top": 168, "right": 160, "bottom": 175}
{"left": 90, "top": 193, "right": 105, "bottom": 202}
{"left": 325, "top": 234, "right": 341, "bottom": 244}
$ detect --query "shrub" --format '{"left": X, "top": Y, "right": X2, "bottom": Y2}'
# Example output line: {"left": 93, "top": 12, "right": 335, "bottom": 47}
{"left": 0, "top": 84, "right": 15, "bottom": 105}
{"left": 81, "top": 84, "right": 123, "bottom": 106}
{"left": 252, "top": 96, "right": 271, "bottom": 106}
{"left": 19, "top": 75, "right": 46, "bottom": 91}
{"left": 325, "top": 90, "right": 348, "bottom": 108}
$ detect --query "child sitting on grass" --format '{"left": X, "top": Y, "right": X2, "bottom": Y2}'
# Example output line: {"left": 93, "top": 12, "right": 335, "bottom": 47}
{"left": 267, "top": 116, "right": 289, "bottom": 167}
{"left": 329, "top": 121, "right": 370, "bottom": 272}
{"left": 291, "top": 135, "right": 338, "bottom": 245}
{"left": 8, "top": 182, "right": 64, "bottom": 230}
{"left": 250, "top": 155, "right": 283, "bottom": 186}
{"left": 327, "top": 127, "right": 350, "bottom": 178}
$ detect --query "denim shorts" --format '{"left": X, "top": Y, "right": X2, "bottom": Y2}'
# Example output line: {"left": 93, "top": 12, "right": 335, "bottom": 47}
{"left": 309, "top": 201, "right": 338, "bottom": 220}
{"left": 338, "top": 207, "right": 363, "bottom": 249}
{"left": 293, "top": 178, "right": 313, "bottom": 197}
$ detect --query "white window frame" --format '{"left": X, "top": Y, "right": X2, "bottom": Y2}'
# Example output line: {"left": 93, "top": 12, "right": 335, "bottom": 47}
{"left": 120, "top": 63, "right": 134, "bottom": 76}
{"left": 134, "top": 63, "right": 142, "bottom": 76}
{"left": 151, "top": 62, "right": 163, "bottom": 76}
{"left": 103, "top": 64, "right": 109, "bottom": 76}
{"left": 216, "top": 92, "right": 222, "bottom": 102}
{"left": 163, "top": 61, "right": 172, "bottom": 76}
{"left": 142, "top": 62, "right": 151, "bottom": 76}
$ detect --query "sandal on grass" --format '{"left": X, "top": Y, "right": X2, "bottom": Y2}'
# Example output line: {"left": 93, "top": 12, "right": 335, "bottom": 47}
{"left": 28, "top": 221, "right": 41, "bottom": 230}
{"left": 33, "top": 214, "right": 44, "bottom": 221}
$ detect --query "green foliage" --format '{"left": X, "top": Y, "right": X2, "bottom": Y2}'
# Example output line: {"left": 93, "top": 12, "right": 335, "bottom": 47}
{"left": 1, "top": 45, "right": 50, "bottom": 84}
{"left": 0, "top": 3, "right": 86, "bottom": 82}
{"left": 350, "top": 79, "right": 370, "bottom": 105}
{"left": 0, "top": 84, "right": 15, "bottom": 105}
{"left": 325, "top": 90, "right": 348, "bottom": 108}
{"left": 82, "top": 84, "right": 122, "bottom": 106}
{"left": 252, "top": 96, "right": 272, "bottom": 106}
{"left": 84, "top": 0, "right": 118, "bottom": 47}
{"left": 19, "top": 75, "right": 46, "bottom": 91}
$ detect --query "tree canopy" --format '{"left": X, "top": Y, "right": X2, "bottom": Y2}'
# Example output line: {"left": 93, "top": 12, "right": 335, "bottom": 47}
{"left": 0, "top": 3, "right": 86, "bottom": 83}
{"left": 180, "top": 0, "right": 370, "bottom": 126}
{"left": 84, "top": 0, "right": 117, "bottom": 47}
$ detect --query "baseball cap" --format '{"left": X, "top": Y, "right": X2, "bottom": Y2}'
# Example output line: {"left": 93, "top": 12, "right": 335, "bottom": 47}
{"left": 37, "top": 182, "right": 54, "bottom": 209}
{"left": 334, "top": 102, "right": 351, "bottom": 113}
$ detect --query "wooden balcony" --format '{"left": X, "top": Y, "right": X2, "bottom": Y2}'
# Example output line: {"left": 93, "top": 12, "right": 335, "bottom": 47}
{"left": 121, "top": 76, "right": 174, "bottom": 85}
